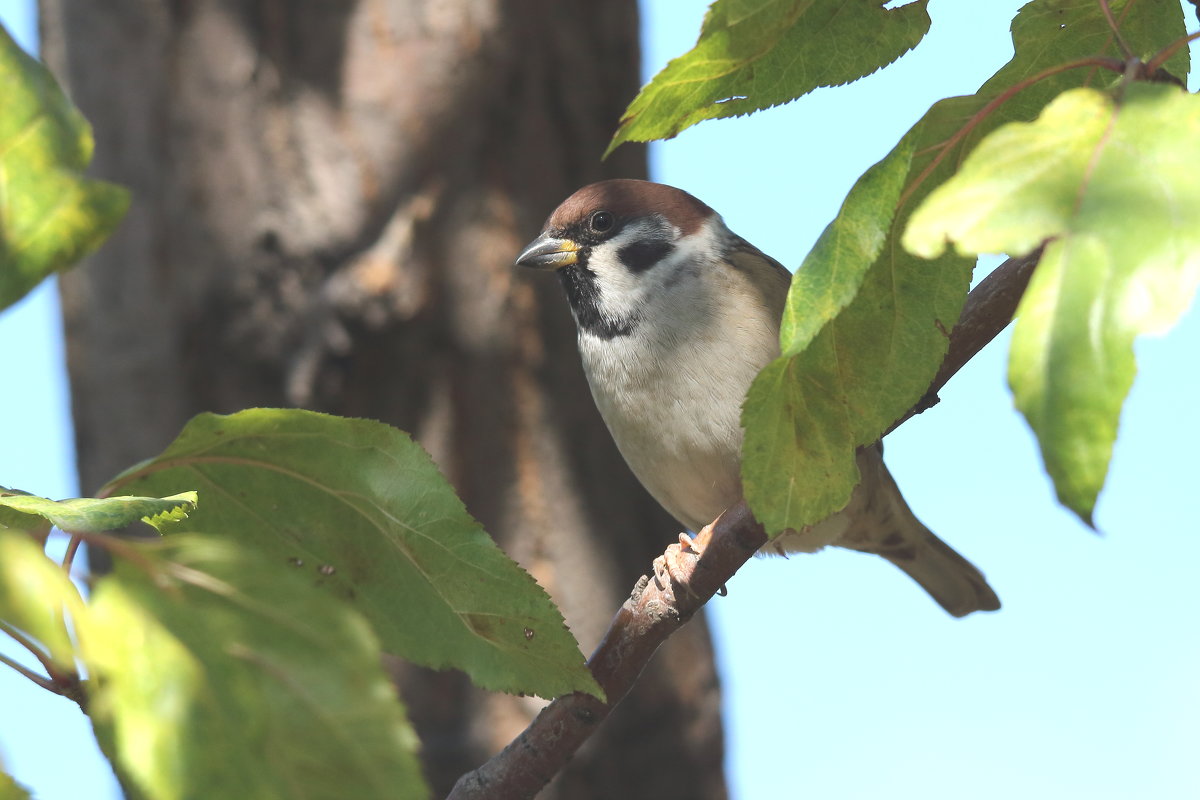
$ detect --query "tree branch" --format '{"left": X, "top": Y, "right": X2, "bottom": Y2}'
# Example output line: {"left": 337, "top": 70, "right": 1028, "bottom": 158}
{"left": 447, "top": 252, "right": 1039, "bottom": 800}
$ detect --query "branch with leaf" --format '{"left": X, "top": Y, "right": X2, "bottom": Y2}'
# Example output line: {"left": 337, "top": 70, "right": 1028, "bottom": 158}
{"left": 447, "top": 250, "right": 1039, "bottom": 800}
{"left": 2, "top": 1, "right": 1198, "bottom": 798}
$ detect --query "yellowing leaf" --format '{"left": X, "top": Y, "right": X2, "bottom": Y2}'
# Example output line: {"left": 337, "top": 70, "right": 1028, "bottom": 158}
{"left": 0, "top": 487, "right": 50, "bottom": 541}
{"left": 0, "top": 529, "right": 84, "bottom": 672}
{"left": 0, "top": 25, "right": 129, "bottom": 310}
{"left": 81, "top": 535, "right": 427, "bottom": 800}
{"left": 741, "top": 0, "right": 1187, "bottom": 535}
{"left": 904, "top": 84, "right": 1200, "bottom": 522}
{"left": 0, "top": 490, "right": 197, "bottom": 533}
{"left": 0, "top": 767, "right": 32, "bottom": 800}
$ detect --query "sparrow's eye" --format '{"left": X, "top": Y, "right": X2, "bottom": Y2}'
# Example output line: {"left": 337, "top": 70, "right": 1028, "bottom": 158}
{"left": 589, "top": 211, "right": 615, "bottom": 233}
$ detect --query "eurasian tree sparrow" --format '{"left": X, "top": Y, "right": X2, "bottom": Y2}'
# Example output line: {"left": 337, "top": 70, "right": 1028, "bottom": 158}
{"left": 517, "top": 179, "right": 999, "bottom": 617}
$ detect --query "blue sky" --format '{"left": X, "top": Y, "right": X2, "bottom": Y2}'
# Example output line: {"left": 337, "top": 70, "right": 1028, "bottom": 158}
{"left": 2, "top": 1, "right": 1198, "bottom": 798}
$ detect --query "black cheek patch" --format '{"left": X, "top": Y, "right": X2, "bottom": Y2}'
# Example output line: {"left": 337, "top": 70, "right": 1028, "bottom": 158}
{"left": 618, "top": 240, "right": 674, "bottom": 273}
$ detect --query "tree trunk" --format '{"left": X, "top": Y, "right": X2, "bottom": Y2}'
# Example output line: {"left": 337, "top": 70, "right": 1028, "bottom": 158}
{"left": 39, "top": 1, "right": 725, "bottom": 797}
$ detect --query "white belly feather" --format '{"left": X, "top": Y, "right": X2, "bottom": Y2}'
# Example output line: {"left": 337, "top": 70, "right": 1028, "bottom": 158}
{"left": 578, "top": 285, "right": 778, "bottom": 533}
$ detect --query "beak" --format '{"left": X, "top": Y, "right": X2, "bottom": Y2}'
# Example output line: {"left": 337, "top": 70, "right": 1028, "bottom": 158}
{"left": 515, "top": 231, "right": 579, "bottom": 270}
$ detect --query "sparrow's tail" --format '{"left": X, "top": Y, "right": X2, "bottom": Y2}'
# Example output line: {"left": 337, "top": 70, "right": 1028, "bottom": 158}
{"left": 838, "top": 446, "right": 1000, "bottom": 618}
{"left": 865, "top": 520, "right": 1000, "bottom": 618}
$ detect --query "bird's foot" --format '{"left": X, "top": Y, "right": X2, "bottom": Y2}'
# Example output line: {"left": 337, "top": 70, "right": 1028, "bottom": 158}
{"left": 679, "top": 524, "right": 714, "bottom": 556}
{"left": 651, "top": 522, "right": 727, "bottom": 598}
{"left": 651, "top": 540, "right": 696, "bottom": 600}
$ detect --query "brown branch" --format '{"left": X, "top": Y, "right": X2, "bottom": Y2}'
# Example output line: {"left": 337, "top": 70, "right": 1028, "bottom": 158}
{"left": 447, "top": 505, "right": 764, "bottom": 800}
{"left": 447, "top": 251, "right": 1039, "bottom": 800}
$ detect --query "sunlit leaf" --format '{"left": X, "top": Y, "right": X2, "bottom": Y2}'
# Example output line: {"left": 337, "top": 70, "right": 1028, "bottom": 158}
{"left": 0, "top": 766, "right": 32, "bottom": 800}
{"left": 741, "top": 0, "right": 1187, "bottom": 534}
{"left": 0, "top": 487, "right": 50, "bottom": 542}
{"left": 903, "top": 84, "right": 1200, "bottom": 522}
{"left": 104, "top": 409, "right": 601, "bottom": 700}
{"left": 780, "top": 137, "right": 917, "bottom": 356}
{"left": 0, "top": 529, "right": 84, "bottom": 671}
{"left": 0, "top": 25, "right": 129, "bottom": 310}
{"left": 743, "top": 136, "right": 939, "bottom": 526}
{"left": 608, "top": 0, "right": 931, "bottom": 155}
{"left": 0, "top": 490, "right": 197, "bottom": 533}
{"left": 81, "top": 535, "right": 427, "bottom": 800}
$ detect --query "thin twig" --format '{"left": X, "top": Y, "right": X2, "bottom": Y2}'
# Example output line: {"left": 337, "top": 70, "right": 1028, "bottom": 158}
{"left": 447, "top": 250, "right": 1041, "bottom": 800}
{"left": 898, "top": 58, "right": 1123, "bottom": 212}
{"left": 1097, "top": 0, "right": 1135, "bottom": 60}
{"left": 1144, "top": 30, "right": 1200, "bottom": 77}
{"left": 67, "top": 528, "right": 163, "bottom": 579}
{"left": 0, "top": 619, "right": 68, "bottom": 687}
{"left": 61, "top": 534, "right": 83, "bottom": 575}
{"left": 0, "top": 651, "right": 58, "bottom": 693}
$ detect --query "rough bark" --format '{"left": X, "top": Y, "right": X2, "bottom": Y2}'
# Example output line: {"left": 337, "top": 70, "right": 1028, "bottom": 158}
{"left": 39, "top": 1, "right": 725, "bottom": 797}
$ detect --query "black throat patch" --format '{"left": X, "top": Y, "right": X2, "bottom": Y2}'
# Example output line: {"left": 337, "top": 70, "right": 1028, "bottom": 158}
{"left": 557, "top": 264, "right": 637, "bottom": 339}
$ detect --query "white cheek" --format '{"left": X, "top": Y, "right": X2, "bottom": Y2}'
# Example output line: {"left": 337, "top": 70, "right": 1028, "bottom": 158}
{"left": 585, "top": 223, "right": 666, "bottom": 318}
{"left": 587, "top": 217, "right": 727, "bottom": 323}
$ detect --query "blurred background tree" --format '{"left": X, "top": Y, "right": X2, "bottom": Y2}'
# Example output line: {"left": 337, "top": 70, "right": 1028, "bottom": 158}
{"left": 5, "top": 1, "right": 1199, "bottom": 798}
{"left": 36, "top": 1, "right": 724, "bottom": 797}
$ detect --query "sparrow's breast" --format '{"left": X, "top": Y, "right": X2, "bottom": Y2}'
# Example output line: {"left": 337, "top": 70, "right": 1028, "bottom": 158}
{"left": 577, "top": 299, "right": 777, "bottom": 532}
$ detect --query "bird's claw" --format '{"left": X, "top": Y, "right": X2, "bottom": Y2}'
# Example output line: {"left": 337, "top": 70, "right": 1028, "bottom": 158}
{"left": 651, "top": 526, "right": 721, "bottom": 600}
{"left": 652, "top": 537, "right": 700, "bottom": 600}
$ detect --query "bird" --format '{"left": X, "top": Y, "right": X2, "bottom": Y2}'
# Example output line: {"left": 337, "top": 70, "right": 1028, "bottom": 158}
{"left": 515, "top": 179, "right": 999, "bottom": 617}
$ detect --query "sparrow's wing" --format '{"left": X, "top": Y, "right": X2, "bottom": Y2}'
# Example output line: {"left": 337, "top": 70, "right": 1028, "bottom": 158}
{"left": 727, "top": 236, "right": 791, "bottom": 321}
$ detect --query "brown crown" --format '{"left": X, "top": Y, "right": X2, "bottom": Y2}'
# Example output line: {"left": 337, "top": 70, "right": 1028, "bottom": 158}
{"left": 545, "top": 179, "right": 714, "bottom": 236}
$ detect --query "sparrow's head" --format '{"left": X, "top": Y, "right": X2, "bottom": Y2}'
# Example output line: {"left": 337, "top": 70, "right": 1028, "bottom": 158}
{"left": 515, "top": 180, "right": 730, "bottom": 339}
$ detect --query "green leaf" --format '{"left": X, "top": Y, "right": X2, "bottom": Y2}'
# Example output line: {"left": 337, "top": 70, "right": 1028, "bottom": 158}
{"left": 607, "top": 0, "right": 931, "bottom": 155}
{"left": 0, "top": 528, "right": 84, "bottom": 671}
{"left": 740, "top": 0, "right": 1187, "bottom": 535}
{"left": 903, "top": 83, "right": 1200, "bottom": 522}
{"left": 0, "top": 490, "right": 197, "bottom": 533}
{"left": 0, "top": 487, "right": 51, "bottom": 542}
{"left": 742, "top": 137, "right": 928, "bottom": 529}
{"left": 103, "top": 409, "right": 602, "bottom": 700}
{"left": 0, "top": 767, "right": 32, "bottom": 800}
{"left": 743, "top": 127, "right": 969, "bottom": 532}
{"left": 780, "top": 137, "right": 917, "bottom": 356}
{"left": 0, "top": 24, "right": 129, "bottom": 311}
{"left": 81, "top": 535, "right": 427, "bottom": 800}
